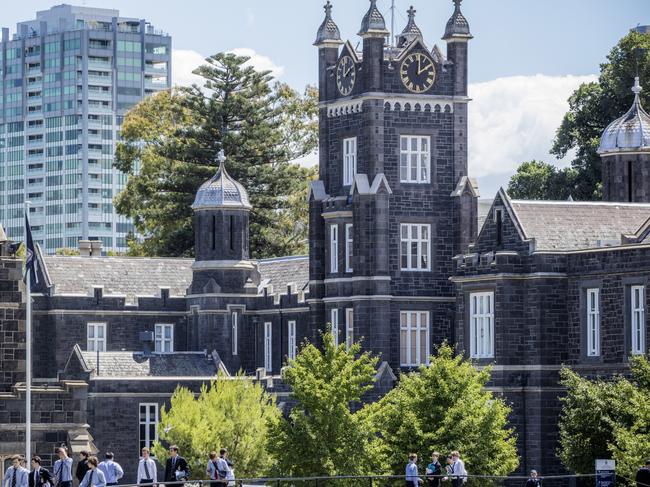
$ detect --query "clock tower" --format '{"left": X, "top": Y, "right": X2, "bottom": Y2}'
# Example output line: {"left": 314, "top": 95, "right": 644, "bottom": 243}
{"left": 309, "top": 0, "right": 478, "bottom": 369}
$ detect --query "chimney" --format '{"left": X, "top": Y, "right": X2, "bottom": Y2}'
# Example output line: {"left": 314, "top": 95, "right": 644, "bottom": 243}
{"left": 78, "top": 240, "right": 103, "bottom": 257}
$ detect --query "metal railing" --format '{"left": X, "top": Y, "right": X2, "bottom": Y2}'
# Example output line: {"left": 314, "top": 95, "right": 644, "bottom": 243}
{"left": 111, "top": 473, "right": 603, "bottom": 487}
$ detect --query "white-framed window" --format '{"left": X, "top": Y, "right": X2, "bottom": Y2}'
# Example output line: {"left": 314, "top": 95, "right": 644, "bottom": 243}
{"left": 345, "top": 308, "right": 354, "bottom": 350}
{"left": 400, "top": 223, "right": 431, "bottom": 271}
{"left": 343, "top": 137, "right": 357, "bottom": 186}
{"left": 154, "top": 323, "right": 174, "bottom": 353}
{"left": 264, "top": 322, "right": 273, "bottom": 372}
{"left": 631, "top": 285, "right": 645, "bottom": 355}
{"left": 345, "top": 224, "right": 353, "bottom": 273}
{"left": 330, "top": 224, "right": 339, "bottom": 273}
{"left": 330, "top": 308, "right": 339, "bottom": 347}
{"left": 400, "top": 135, "right": 430, "bottom": 183}
{"left": 470, "top": 292, "right": 494, "bottom": 359}
{"left": 139, "top": 403, "right": 158, "bottom": 453}
{"left": 287, "top": 320, "right": 297, "bottom": 360}
{"left": 87, "top": 322, "right": 106, "bottom": 352}
{"left": 400, "top": 311, "right": 430, "bottom": 366}
{"left": 586, "top": 289, "right": 600, "bottom": 357}
{"left": 232, "top": 312, "right": 238, "bottom": 356}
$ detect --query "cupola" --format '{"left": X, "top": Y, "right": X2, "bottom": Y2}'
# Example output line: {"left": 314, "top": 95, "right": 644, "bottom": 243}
{"left": 358, "top": 0, "right": 389, "bottom": 38}
{"left": 192, "top": 151, "right": 252, "bottom": 211}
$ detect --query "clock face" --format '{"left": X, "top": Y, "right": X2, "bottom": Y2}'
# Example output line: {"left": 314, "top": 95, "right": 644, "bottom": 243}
{"left": 336, "top": 55, "right": 356, "bottom": 96}
{"left": 400, "top": 52, "right": 436, "bottom": 93}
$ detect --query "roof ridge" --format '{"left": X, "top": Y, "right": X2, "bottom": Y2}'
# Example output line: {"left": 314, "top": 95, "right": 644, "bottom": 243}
{"left": 257, "top": 255, "right": 309, "bottom": 263}
{"left": 511, "top": 199, "right": 650, "bottom": 208}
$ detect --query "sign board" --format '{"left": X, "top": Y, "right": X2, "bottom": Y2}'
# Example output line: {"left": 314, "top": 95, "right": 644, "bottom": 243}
{"left": 596, "top": 459, "right": 615, "bottom": 487}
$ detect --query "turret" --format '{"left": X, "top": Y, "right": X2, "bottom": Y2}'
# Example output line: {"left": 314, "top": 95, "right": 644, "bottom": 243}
{"left": 191, "top": 151, "right": 258, "bottom": 293}
{"left": 598, "top": 77, "right": 650, "bottom": 202}
{"left": 443, "top": 0, "right": 472, "bottom": 97}
{"left": 358, "top": 0, "right": 389, "bottom": 92}
{"left": 314, "top": 1, "right": 343, "bottom": 102}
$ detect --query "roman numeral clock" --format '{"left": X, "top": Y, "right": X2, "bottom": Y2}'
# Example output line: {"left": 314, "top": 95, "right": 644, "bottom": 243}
{"left": 400, "top": 52, "right": 436, "bottom": 93}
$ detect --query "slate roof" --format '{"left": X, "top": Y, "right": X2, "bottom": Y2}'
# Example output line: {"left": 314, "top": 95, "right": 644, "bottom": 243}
{"left": 510, "top": 200, "right": 650, "bottom": 251}
{"left": 80, "top": 350, "right": 218, "bottom": 378}
{"left": 42, "top": 254, "right": 310, "bottom": 297}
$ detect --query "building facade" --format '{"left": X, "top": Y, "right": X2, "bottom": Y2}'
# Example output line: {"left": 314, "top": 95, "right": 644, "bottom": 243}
{"left": 0, "top": 0, "right": 648, "bottom": 482}
{"left": 0, "top": 5, "right": 171, "bottom": 254}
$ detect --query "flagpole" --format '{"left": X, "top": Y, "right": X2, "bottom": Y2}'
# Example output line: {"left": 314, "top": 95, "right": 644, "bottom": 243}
{"left": 25, "top": 200, "right": 31, "bottom": 465}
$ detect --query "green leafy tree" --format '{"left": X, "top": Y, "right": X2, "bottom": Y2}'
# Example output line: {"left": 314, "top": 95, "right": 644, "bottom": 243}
{"left": 367, "top": 344, "right": 518, "bottom": 485}
{"left": 507, "top": 160, "right": 578, "bottom": 200}
{"left": 508, "top": 31, "right": 650, "bottom": 200}
{"left": 266, "top": 330, "right": 385, "bottom": 482}
{"left": 558, "top": 356, "right": 650, "bottom": 479}
{"left": 152, "top": 373, "right": 279, "bottom": 479}
{"left": 115, "top": 52, "right": 318, "bottom": 258}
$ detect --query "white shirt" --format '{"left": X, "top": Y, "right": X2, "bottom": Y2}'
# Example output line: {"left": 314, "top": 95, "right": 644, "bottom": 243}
{"left": 137, "top": 458, "right": 157, "bottom": 484}
{"left": 79, "top": 469, "right": 105, "bottom": 487}
{"left": 97, "top": 462, "right": 123, "bottom": 484}
{"left": 451, "top": 459, "right": 467, "bottom": 482}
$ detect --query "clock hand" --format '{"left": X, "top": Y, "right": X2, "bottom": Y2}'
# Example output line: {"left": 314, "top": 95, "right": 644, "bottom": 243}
{"left": 417, "top": 62, "right": 431, "bottom": 76}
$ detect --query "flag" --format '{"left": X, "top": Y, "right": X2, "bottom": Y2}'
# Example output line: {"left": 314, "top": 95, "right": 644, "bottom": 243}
{"left": 24, "top": 213, "right": 39, "bottom": 285}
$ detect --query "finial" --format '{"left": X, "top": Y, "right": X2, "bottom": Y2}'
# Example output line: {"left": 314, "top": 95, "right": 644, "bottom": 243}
{"left": 324, "top": 0, "right": 332, "bottom": 17}
{"left": 453, "top": 0, "right": 462, "bottom": 9}
{"left": 632, "top": 76, "right": 642, "bottom": 97}
{"left": 217, "top": 149, "right": 226, "bottom": 165}
{"left": 314, "top": 0, "right": 342, "bottom": 46}
{"left": 407, "top": 6, "right": 416, "bottom": 20}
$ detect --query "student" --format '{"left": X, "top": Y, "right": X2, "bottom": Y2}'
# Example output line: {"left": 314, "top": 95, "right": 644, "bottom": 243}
{"left": 29, "top": 457, "right": 48, "bottom": 487}
{"left": 75, "top": 452, "right": 89, "bottom": 485}
{"left": 449, "top": 451, "right": 467, "bottom": 487}
{"left": 525, "top": 470, "right": 541, "bottom": 487}
{"left": 205, "top": 452, "right": 221, "bottom": 487}
{"left": 405, "top": 453, "right": 421, "bottom": 487}
{"left": 637, "top": 460, "right": 650, "bottom": 487}
{"left": 39, "top": 471, "right": 53, "bottom": 487}
{"left": 79, "top": 457, "right": 106, "bottom": 487}
{"left": 425, "top": 452, "right": 443, "bottom": 487}
{"left": 4, "top": 455, "right": 29, "bottom": 487}
{"left": 215, "top": 449, "right": 231, "bottom": 486}
{"left": 97, "top": 453, "right": 123, "bottom": 486}
{"left": 164, "top": 446, "right": 188, "bottom": 483}
{"left": 53, "top": 447, "right": 73, "bottom": 487}
{"left": 136, "top": 448, "right": 157, "bottom": 486}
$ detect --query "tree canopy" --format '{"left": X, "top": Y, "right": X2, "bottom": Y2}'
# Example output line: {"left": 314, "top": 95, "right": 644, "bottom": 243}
{"left": 366, "top": 344, "right": 519, "bottom": 485}
{"left": 114, "top": 52, "right": 318, "bottom": 258}
{"left": 508, "top": 30, "right": 650, "bottom": 200}
{"left": 152, "top": 374, "right": 279, "bottom": 479}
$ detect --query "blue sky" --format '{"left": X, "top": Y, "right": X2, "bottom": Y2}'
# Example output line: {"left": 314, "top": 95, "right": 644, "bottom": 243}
{"left": 4, "top": 0, "right": 649, "bottom": 196}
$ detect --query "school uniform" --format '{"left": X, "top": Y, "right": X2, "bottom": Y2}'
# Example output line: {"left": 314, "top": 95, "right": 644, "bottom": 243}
{"left": 4, "top": 466, "right": 29, "bottom": 487}
{"left": 29, "top": 467, "right": 48, "bottom": 487}
{"left": 205, "top": 459, "right": 223, "bottom": 487}
{"left": 136, "top": 458, "right": 157, "bottom": 486}
{"left": 525, "top": 478, "right": 541, "bottom": 487}
{"left": 79, "top": 469, "right": 106, "bottom": 487}
{"left": 637, "top": 467, "right": 650, "bottom": 487}
{"left": 405, "top": 461, "right": 419, "bottom": 487}
{"left": 97, "top": 461, "right": 123, "bottom": 486}
{"left": 164, "top": 455, "right": 188, "bottom": 483}
{"left": 449, "top": 459, "right": 467, "bottom": 487}
{"left": 53, "top": 458, "right": 73, "bottom": 487}
{"left": 75, "top": 460, "right": 89, "bottom": 484}
{"left": 425, "top": 461, "right": 442, "bottom": 487}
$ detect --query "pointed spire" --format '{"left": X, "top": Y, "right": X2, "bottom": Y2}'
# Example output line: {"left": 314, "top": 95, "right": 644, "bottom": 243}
{"left": 397, "top": 6, "right": 423, "bottom": 47}
{"left": 314, "top": 1, "right": 343, "bottom": 47}
{"left": 359, "top": 0, "right": 389, "bottom": 38}
{"left": 443, "top": 0, "right": 472, "bottom": 41}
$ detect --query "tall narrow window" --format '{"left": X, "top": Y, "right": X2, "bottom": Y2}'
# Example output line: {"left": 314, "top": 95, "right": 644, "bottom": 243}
{"left": 229, "top": 215, "right": 235, "bottom": 251}
{"left": 400, "top": 223, "right": 431, "bottom": 271}
{"left": 345, "top": 224, "right": 353, "bottom": 273}
{"left": 628, "top": 160, "right": 634, "bottom": 203}
{"left": 586, "top": 289, "right": 600, "bottom": 357}
{"left": 470, "top": 292, "right": 494, "bottom": 359}
{"left": 494, "top": 208, "right": 503, "bottom": 246}
{"left": 87, "top": 322, "right": 106, "bottom": 352}
{"left": 631, "top": 285, "right": 645, "bottom": 355}
{"left": 400, "top": 135, "right": 430, "bottom": 183}
{"left": 330, "top": 224, "right": 339, "bottom": 273}
{"left": 212, "top": 215, "right": 216, "bottom": 250}
{"left": 139, "top": 403, "right": 158, "bottom": 453}
{"left": 288, "top": 320, "right": 297, "bottom": 360}
{"left": 345, "top": 308, "right": 354, "bottom": 350}
{"left": 232, "top": 312, "right": 238, "bottom": 356}
{"left": 343, "top": 137, "right": 357, "bottom": 186}
{"left": 399, "top": 311, "right": 430, "bottom": 366}
{"left": 264, "top": 322, "right": 273, "bottom": 372}
{"left": 154, "top": 324, "right": 174, "bottom": 353}
{"left": 330, "top": 308, "right": 339, "bottom": 346}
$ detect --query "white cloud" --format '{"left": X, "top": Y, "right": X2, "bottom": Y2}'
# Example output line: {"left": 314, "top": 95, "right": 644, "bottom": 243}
{"left": 230, "top": 48, "right": 285, "bottom": 79}
{"left": 468, "top": 74, "right": 597, "bottom": 195}
{"left": 171, "top": 48, "right": 285, "bottom": 89}
{"left": 171, "top": 49, "right": 206, "bottom": 87}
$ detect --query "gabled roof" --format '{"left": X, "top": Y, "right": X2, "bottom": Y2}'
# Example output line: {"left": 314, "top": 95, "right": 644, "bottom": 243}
{"left": 257, "top": 255, "right": 309, "bottom": 294}
{"left": 350, "top": 173, "right": 392, "bottom": 196}
{"left": 509, "top": 199, "right": 650, "bottom": 251}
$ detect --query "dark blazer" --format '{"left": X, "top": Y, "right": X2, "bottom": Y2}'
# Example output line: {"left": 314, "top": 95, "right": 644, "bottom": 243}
{"left": 75, "top": 460, "right": 89, "bottom": 484}
{"left": 637, "top": 467, "right": 650, "bottom": 487}
{"left": 164, "top": 456, "right": 189, "bottom": 482}
{"left": 29, "top": 468, "right": 49, "bottom": 487}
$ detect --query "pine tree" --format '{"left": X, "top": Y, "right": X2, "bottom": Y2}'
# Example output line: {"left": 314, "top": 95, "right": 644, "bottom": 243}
{"left": 114, "top": 52, "right": 318, "bottom": 258}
